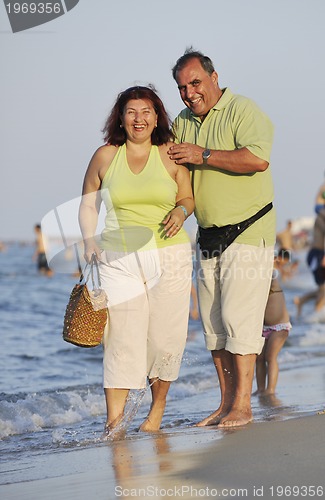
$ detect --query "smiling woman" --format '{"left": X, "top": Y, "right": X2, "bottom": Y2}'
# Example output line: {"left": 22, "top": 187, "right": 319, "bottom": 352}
{"left": 78, "top": 85, "right": 194, "bottom": 437}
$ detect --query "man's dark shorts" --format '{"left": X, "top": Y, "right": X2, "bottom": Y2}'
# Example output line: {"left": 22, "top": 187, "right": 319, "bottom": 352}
{"left": 307, "top": 248, "right": 325, "bottom": 285}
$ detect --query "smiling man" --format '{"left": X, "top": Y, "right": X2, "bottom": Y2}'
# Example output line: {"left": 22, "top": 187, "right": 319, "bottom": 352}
{"left": 168, "top": 48, "right": 276, "bottom": 428}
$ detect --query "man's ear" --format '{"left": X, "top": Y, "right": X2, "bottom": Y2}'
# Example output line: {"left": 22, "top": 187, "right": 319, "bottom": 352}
{"left": 212, "top": 71, "right": 219, "bottom": 86}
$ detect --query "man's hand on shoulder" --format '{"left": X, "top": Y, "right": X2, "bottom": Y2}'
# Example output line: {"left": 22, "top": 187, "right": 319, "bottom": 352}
{"left": 168, "top": 142, "right": 204, "bottom": 165}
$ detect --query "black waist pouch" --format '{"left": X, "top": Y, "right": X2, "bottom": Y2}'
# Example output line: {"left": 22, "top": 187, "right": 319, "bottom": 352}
{"left": 198, "top": 202, "right": 273, "bottom": 259}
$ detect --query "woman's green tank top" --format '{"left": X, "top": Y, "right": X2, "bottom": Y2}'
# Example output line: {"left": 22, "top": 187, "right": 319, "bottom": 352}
{"left": 100, "top": 144, "right": 190, "bottom": 252}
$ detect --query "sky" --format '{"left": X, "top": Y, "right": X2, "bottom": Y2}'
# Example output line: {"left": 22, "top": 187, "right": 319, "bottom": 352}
{"left": 1, "top": 0, "right": 325, "bottom": 242}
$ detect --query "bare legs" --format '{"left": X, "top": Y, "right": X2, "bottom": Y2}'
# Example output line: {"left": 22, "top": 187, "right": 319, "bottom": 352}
{"left": 294, "top": 284, "right": 325, "bottom": 318}
{"left": 218, "top": 353, "right": 256, "bottom": 427}
{"left": 197, "top": 349, "right": 234, "bottom": 426}
{"left": 104, "top": 388, "right": 129, "bottom": 432}
{"left": 104, "top": 379, "right": 171, "bottom": 435}
{"left": 197, "top": 349, "right": 256, "bottom": 428}
{"left": 294, "top": 290, "right": 318, "bottom": 318}
{"left": 255, "top": 330, "right": 289, "bottom": 395}
{"left": 139, "top": 378, "right": 171, "bottom": 432}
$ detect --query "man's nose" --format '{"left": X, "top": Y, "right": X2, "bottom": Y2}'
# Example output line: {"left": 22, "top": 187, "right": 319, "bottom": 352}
{"left": 185, "top": 86, "right": 195, "bottom": 100}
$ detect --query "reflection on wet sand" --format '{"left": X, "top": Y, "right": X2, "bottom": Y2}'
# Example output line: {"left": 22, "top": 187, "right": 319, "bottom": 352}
{"left": 107, "top": 432, "right": 173, "bottom": 495}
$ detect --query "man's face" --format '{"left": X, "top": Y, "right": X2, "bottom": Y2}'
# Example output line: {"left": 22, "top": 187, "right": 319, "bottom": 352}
{"left": 175, "top": 58, "right": 220, "bottom": 120}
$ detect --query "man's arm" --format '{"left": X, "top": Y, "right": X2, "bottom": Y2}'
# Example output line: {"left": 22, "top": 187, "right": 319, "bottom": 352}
{"left": 167, "top": 143, "right": 268, "bottom": 174}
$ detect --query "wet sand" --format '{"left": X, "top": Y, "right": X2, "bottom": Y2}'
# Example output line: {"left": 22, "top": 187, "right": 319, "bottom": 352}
{"left": 2, "top": 361, "right": 325, "bottom": 500}
{"left": 1, "top": 412, "right": 324, "bottom": 500}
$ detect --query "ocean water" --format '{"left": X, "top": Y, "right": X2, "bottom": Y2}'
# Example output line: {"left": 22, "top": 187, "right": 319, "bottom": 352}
{"left": 1, "top": 243, "right": 325, "bottom": 484}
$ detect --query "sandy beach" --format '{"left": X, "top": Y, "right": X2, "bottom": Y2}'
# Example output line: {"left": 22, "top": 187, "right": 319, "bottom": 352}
{"left": 2, "top": 244, "right": 325, "bottom": 500}
{"left": 2, "top": 359, "right": 325, "bottom": 500}
{"left": 2, "top": 338, "right": 325, "bottom": 500}
{"left": 1, "top": 412, "right": 324, "bottom": 500}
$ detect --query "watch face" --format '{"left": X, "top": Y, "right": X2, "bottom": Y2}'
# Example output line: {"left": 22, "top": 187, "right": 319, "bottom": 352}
{"left": 203, "top": 149, "right": 211, "bottom": 160}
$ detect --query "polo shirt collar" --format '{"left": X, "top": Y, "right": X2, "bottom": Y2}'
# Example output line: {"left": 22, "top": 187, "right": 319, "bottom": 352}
{"left": 212, "top": 87, "right": 233, "bottom": 111}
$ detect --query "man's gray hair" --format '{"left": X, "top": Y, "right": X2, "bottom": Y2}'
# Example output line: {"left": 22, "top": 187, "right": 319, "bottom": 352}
{"left": 172, "top": 47, "right": 215, "bottom": 80}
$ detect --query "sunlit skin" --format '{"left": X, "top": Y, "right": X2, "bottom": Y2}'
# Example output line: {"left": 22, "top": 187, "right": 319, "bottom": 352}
{"left": 168, "top": 58, "right": 268, "bottom": 174}
{"left": 121, "top": 99, "right": 158, "bottom": 145}
{"left": 175, "top": 58, "right": 221, "bottom": 121}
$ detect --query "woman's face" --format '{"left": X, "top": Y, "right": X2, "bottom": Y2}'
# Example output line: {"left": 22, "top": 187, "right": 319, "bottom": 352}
{"left": 121, "top": 99, "right": 158, "bottom": 143}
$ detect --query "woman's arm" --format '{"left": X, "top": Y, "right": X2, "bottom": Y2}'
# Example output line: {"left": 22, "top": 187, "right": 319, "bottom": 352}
{"left": 79, "top": 146, "right": 116, "bottom": 262}
{"left": 163, "top": 164, "right": 194, "bottom": 238}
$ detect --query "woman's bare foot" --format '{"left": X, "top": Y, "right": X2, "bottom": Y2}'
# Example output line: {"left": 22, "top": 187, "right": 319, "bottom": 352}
{"left": 102, "top": 414, "right": 125, "bottom": 440}
{"left": 217, "top": 408, "right": 253, "bottom": 428}
{"left": 102, "top": 424, "right": 126, "bottom": 440}
{"left": 252, "top": 389, "right": 265, "bottom": 396}
{"left": 139, "top": 403, "right": 165, "bottom": 432}
{"left": 139, "top": 416, "right": 158, "bottom": 432}
{"left": 262, "top": 388, "right": 276, "bottom": 396}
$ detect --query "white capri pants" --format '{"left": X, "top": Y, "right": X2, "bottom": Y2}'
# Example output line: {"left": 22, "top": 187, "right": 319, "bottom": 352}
{"left": 99, "top": 243, "right": 192, "bottom": 389}
{"left": 197, "top": 240, "right": 274, "bottom": 355}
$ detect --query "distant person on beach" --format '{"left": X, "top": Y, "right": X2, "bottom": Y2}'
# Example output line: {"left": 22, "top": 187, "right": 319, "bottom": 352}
{"left": 294, "top": 208, "right": 325, "bottom": 319}
{"left": 255, "top": 274, "right": 291, "bottom": 395}
{"left": 79, "top": 85, "right": 194, "bottom": 435}
{"left": 314, "top": 173, "right": 325, "bottom": 214}
{"left": 276, "top": 220, "right": 299, "bottom": 281}
{"left": 33, "top": 224, "right": 53, "bottom": 277}
{"left": 169, "top": 48, "right": 275, "bottom": 427}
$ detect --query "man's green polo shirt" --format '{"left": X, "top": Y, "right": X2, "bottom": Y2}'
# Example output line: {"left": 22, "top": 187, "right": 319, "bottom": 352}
{"left": 173, "top": 88, "right": 276, "bottom": 246}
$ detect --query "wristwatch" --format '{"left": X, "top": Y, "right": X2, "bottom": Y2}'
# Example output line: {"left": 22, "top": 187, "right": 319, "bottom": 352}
{"left": 202, "top": 148, "right": 211, "bottom": 164}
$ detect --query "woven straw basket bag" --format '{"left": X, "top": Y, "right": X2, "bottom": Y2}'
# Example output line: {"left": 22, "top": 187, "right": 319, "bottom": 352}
{"left": 62, "top": 256, "right": 108, "bottom": 347}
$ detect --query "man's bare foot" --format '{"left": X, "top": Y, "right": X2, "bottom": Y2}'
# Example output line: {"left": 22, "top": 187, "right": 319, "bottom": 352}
{"left": 294, "top": 296, "right": 302, "bottom": 318}
{"left": 196, "top": 410, "right": 225, "bottom": 427}
{"left": 217, "top": 408, "right": 253, "bottom": 428}
{"left": 196, "top": 403, "right": 233, "bottom": 427}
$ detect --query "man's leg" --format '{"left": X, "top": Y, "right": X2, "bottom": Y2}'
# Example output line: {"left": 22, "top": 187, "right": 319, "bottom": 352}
{"left": 197, "top": 348, "right": 235, "bottom": 426}
{"left": 218, "top": 353, "right": 256, "bottom": 428}
{"left": 196, "top": 248, "right": 230, "bottom": 425}
{"left": 217, "top": 242, "right": 274, "bottom": 427}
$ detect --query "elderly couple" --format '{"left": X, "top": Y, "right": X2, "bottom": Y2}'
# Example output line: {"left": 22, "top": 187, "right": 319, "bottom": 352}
{"left": 79, "top": 48, "right": 275, "bottom": 436}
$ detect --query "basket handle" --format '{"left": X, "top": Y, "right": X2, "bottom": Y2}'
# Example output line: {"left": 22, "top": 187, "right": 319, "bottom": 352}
{"left": 78, "top": 254, "right": 101, "bottom": 287}
{"left": 89, "top": 254, "right": 102, "bottom": 288}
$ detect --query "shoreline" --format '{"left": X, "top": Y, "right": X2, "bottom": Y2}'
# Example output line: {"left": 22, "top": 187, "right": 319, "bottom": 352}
{"left": 2, "top": 346, "right": 325, "bottom": 500}
{"left": 1, "top": 412, "right": 324, "bottom": 500}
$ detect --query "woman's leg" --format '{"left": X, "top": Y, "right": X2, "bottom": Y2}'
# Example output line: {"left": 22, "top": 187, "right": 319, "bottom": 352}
{"left": 104, "top": 388, "right": 129, "bottom": 430}
{"left": 139, "top": 378, "right": 171, "bottom": 432}
{"left": 264, "top": 330, "right": 288, "bottom": 394}
{"left": 144, "top": 244, "right": 192, "bottom": 431}
{"left": 99, "top": 251, "right": 150, "bottom": 433}
{"left": 255, "top": 343, "right": 267, "bottom": 394}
